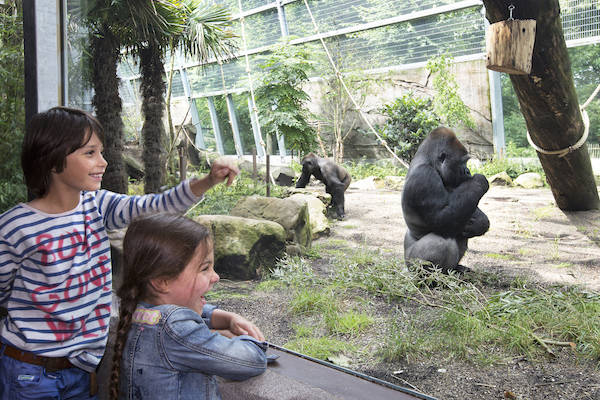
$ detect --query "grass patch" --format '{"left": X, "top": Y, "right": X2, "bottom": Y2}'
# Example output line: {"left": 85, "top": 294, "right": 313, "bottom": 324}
{"left": 325, "top": 311, "right": 373, "bottom": 335}
{"left": 284, "top": 337, "right": 357, "bottom": 360}
{"left": 290, "top": 287, "right": 339, "bottom": 316}
{"left": 255, "top": 279, "right": 283, "bottom": 292}
{"left": 485, "top": 253, "right": 515, "bottom": 261}
{"left": 268, "top": 243, "right": 600, "bottom": 366}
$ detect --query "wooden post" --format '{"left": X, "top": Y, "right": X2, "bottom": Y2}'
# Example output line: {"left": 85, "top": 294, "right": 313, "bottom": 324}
{"left": 486, "top": 19, "right": 536, "bottom": 75}
{"left": 178, "top": 144, "right": 187, "bottom": 182}
{"left": 483, "top": 0, "right": 599, "bottom": 211}
{"left": 266, "top": 154, "right": 271, "bottom": 197}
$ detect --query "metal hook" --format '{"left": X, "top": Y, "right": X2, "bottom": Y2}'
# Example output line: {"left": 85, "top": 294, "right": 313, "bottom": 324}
{"left": 508, "top": 4, "right": 515, "bottom": 21}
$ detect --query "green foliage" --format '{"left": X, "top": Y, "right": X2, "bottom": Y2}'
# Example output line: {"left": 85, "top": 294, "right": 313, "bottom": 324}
{"left": 468, "top": 157, "right": 544, "bottom": 180}
{"left": 426, "top": 54, "right": 475, "bottom": 130}
{"left": 0, "top": 1, "right": 26, "bottom": 213}
{"left": 343, "top": 159, "right": 406, "bottom": 180}
{"left": 284, "top": 337, "right": 356, "bottom": 360}
{"left": 184, "top": 171, "right": 286, "bottom": 216}
{"left": 503, "top": 44, "right": 600, "bottom": 152}
{"left": 254, "top": 39, "right": 317, "bottom": 155}
{"left": 376, "top": 93, "right": 440, "bottom": 162}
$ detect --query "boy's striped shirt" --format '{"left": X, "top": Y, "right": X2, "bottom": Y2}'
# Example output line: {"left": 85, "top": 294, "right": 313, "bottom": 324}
{"left": 0, "top": 180, "right": 200, "bottom": 371}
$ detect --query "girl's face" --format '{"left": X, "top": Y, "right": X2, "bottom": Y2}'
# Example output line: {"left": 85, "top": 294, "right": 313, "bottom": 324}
{"left": 51, "top": 131, "right": 107, "bottom": 195}
{"left": 164, "top": 240, "right": 219, "bottom": 314}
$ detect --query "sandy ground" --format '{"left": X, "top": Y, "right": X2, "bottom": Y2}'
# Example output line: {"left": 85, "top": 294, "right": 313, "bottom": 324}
{"left": 335, "top": 184, "right": 600, "bottom": 291}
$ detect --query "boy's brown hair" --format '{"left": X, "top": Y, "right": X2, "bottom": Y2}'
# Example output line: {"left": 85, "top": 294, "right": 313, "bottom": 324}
{"left": 21, "top": 106, "right": 104, "bottom": 198}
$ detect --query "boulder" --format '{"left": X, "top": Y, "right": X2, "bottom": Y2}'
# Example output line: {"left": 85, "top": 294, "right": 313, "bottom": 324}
{"left": 194, "top": 215, "right": 286, "bottom": 280}
{"left": 287, "top": 193, "right": 330, "bottom": 237}
{"left": 271, "top": 166, "right": 296, "bottom": 186}
{"left": 488, "top": 171, "right": 513, "bottom": 186}
{"left": 349, "top": 176, "right": 384, "bottom": 190}
{"left": 383, "top": 176, "right": 404, "bottom": 191}
{"left": 514, "top": 172, "right": 544, "bottom": 188}
{"left": 231, "top": 195, "right": 312, "bottom": 248}
{"left": 286, "top": 187, "right": 331, "bottom": 205}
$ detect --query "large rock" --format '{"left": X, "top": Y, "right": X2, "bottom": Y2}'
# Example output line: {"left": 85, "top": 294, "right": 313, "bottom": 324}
{"left": 231, "top": 196, "right": 312, "bottom": 248}
{"left": 514, "top": 172, "right": 544, "bottom": 188}
{"left": 271, "top": 166, "right": 296, "bottom": 186}
{"left": 287, "top": 193, "right": 330, "bottom": 237}
{"left": 286, "top": 187, "right": 331, "bottom": 205}
{"left": 383, "top": 176, "right": 404, "bottom": 191}
{"left": 194, "top": 215, "right": 286, "bottom": 279}
{"left": 489, "top": 171, "right": 513, "bottom": 186}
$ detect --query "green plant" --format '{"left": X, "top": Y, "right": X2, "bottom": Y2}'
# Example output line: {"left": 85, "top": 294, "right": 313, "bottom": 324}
{"left": 376, "top": 93, "right": 440, "bottom": 163}
{"left": 284, "top": 337, "right": 356, "bottom": 360}
{"left": 325, "top": 311, "right": 373, "bottom": 336}
{"left": 343, "top": 158, "right": 406, "bottom": 180}
{"left": 254, "top": 39, "right": 317, "bottom": 156}
{"left": 468, "top": 157, "right": 544, "bottom": 179}
{"left": 184, "top": 171, "right": 286, "bottom": 216}
{"left": 0, "top": 1, "right": 26, "bottom": 213}
{"left": 426, "top": 54, "right": 476, "bottom": 130}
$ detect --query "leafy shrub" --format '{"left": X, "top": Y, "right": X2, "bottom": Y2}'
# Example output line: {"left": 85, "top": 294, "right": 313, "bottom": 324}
{"left": 469, "top": 157, "right": 544, "bottom": 180}
{"left": 344, "top": 158, "right": 406, "bottom": 180}
{"left": 185, "top": 171, "right": 287, "bottom": 216}
{"left": 376, "top": 93, "right": 440, "bottom": 163}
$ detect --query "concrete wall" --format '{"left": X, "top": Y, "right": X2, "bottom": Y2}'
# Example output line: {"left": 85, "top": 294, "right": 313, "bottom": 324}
{"left": 303, "top": 58, "right": 494, "bottom": 161}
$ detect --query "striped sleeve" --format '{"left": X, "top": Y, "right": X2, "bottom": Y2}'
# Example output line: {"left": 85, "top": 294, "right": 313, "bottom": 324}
{"left": 97, "top": 180, "right": 202, "bottom": 230}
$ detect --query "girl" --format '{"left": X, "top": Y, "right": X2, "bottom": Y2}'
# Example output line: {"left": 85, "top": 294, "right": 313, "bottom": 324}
{"left": 110, "top": 213, "right": 267, "bottom": 400}
{"left": 0, "top": 107, "right": 238, "bottom": 399}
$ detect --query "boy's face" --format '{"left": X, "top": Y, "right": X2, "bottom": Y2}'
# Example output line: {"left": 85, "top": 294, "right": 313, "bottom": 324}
{"left": 51, "top": 131, "right": 107, "bottom": 194}
{"left": 165, "top": 240, "right": 219, "bottom": 314}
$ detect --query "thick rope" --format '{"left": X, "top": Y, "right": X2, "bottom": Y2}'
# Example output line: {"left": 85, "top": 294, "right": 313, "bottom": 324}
{"left": 527, "top": 83, "right": 599, "bottom": 158}
{"left": 301, "top": 0, "right": 410, "bottom": 169}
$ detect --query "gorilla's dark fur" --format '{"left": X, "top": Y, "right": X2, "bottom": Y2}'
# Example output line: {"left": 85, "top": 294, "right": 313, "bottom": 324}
{"left": 402, "top": 127, "right": 489, "bottom": 272}
{"left": 296, "top": 153, "right": 351, "bottom": 219}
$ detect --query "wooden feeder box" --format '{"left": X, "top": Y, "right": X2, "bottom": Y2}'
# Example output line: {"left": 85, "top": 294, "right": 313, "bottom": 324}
{"left": 486, "top": 19, "right": 536, "bottom": 75}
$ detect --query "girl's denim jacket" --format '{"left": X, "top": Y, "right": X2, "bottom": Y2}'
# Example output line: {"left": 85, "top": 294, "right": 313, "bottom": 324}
{"left": 119, "top": 303, "right": 267, "bottom": 400}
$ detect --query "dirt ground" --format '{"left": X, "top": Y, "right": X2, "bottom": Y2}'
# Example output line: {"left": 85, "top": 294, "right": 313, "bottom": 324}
{"left": 217, "top": 184, "right": 600, "bottom": 400}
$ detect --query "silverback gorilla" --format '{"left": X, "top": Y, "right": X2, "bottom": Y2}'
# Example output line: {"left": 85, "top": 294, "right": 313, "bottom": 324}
{"left": 402, "top": 127, "right": 489, "bottom": 273}
{"left": 296, "top": 153, "right": 351, "bottom": 219}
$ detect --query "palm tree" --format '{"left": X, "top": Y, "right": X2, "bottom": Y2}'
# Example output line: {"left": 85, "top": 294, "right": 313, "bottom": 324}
{"left": 138, "top": 0, "right": 236, "bottom": 193}
{"left": 83, "top": 0, "right": 235, "bottom": 194}
{"left": 82, "top": 0, "right": 174, "bottom": 194}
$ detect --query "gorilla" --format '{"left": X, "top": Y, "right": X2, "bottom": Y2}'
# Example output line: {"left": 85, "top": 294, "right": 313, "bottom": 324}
{"left": 296, "top": 153, "right": 351, "bottom": 219}
{"left": 402, "top": 127, "right": 489, "bottom": 273}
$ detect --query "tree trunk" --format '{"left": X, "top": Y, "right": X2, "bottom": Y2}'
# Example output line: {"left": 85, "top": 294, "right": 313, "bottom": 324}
{"left": 91, "top": 27, "right": 128, "bottom": 194}
{"left": 140, "top": 42, "right": 167, "bottom": 194}
{"left": 483, "top": 0, "right": 599, "bottom": 211}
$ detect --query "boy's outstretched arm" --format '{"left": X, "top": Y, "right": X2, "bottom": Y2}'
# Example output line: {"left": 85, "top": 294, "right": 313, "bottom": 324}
{"left": 190, "top": 158, "right": 239, "bottom": 197}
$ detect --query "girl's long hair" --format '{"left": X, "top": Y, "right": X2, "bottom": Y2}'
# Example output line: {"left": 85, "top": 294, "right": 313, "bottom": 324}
{"left": 109, "top": 213, "right": 211, "bottom": 400}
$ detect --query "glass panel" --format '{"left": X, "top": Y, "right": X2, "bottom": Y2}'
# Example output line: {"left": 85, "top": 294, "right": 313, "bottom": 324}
{"left": 230, "top": 93, "right": 256, "bottom": 155}
{"left": 66, "top": 0, "right": 92, "bottom": 109}
{"left": 194, "top": 97, "right": 218, "bottom": 152}
{"left": 213, "top": 95, "right": 237, "bottom": 154}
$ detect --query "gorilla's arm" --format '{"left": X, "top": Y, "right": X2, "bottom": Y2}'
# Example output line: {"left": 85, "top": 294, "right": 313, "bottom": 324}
{"left": 295, "top": 166, "right": 312, "bottom": 188}
{"left": 462, "top": 207, "right": 490, "bottom": 238}
{"left": 402, "top": 164, "right": 488, "bottom": 238}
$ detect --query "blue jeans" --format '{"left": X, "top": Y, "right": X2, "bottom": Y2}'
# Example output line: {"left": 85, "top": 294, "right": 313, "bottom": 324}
{"left": 0, "top": 344, "right": 96, "bottom": 400}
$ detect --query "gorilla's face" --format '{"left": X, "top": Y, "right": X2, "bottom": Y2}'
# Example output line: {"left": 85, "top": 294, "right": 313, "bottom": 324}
{"left": 438, "top": 150, "right": 471, "bottom": 188}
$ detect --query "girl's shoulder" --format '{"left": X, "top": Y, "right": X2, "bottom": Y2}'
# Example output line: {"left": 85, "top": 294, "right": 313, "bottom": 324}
{"left": 132, "top": 304, "right": 201, "bottom": 325}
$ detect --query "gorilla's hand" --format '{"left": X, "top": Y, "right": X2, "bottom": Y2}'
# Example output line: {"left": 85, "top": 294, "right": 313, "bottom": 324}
{"left": 471, "top": 173, "right": 490, "bottom": 195}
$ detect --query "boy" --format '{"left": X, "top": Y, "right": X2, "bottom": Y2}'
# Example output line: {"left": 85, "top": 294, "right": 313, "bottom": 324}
{"left": 0, "top": 106, "right": 238, "bottom": 399}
